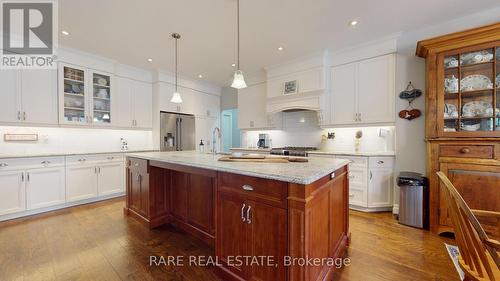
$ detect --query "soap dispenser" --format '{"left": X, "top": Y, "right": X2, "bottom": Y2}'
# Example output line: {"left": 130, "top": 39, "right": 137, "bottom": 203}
{"left": 199, "top": 139, "right": 205, "bottom": 153}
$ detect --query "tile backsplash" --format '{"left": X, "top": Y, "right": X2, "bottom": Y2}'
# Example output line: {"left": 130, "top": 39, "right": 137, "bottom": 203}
{"left": 0, "top": 126, "right": 153, "bottom": 155}
{"left": 241, "top": 110, "right": 395, "bottom": 152}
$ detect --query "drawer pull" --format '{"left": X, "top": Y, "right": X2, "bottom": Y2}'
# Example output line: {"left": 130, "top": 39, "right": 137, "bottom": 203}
{"left": 78, "top": 158, "right": 86, "bottom": 162}
{"left": 0, "top": 163, "right": 8, "bottom": 167}
{"left": 460, "top": 148, "right": 470, "bottom": 154}
{"left": 242, "top": 184, "right": 254, "bottom": 191}
{"left": 246, "top": 205, "right": 252, "bottom": 224}
{"left": 107, "top": 156, "right": 115, "bottom": 160}
{"left": 349, "top": 174, "right": 355, "bottom": 179}
{"left": 377, "top": 160, "right": 384, "bottom": 164}
{"left": 41, "top": 161, "right": 51, "bottom": 165}
{"left": 241, "top": 204, "right": 246, "bottom": 222}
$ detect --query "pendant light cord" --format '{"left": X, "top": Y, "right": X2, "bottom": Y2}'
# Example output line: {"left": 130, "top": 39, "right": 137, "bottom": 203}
{"left": 175, "top": 36, "right": 178, "bottom": 92}
{"left": 237, "top": 0, "right": 240, "bottom": 70}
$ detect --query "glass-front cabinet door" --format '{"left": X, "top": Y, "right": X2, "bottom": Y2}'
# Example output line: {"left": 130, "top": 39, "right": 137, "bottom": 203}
{"left": 439, "top": 42, "right": 500, "bottom": 137}
{"left": 91, "top": 72, "right": 112, "bottom": 125}
{"left": 60, "top": 64, "right": 88, "bottom": 125}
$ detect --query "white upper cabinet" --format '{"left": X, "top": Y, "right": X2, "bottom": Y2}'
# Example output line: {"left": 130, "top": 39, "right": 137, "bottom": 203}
{"left": 115, "top": 77, "right": 153, "bottom": 129}
{"left": 21, "top": 70, "right": 58, "bottom": 125}
{"left": 357, "top": 55, "right": 395, "bottom": 124}
{"left": 59, "top": 63, "right": 90, "bottom": 125}
{"left": 238, "top": 83, "right": 281, "bottom": 130}
{"left": 329, "top": 53, "right": 395, "bottom": 126}
{"left": 133, "top": 81, "right": 153, "bottom": 129}
{"left": 330, "top": 63, "right": 357, "bottom": 125}
{"left": 0, "top": 69, "right": 57, "bottom": 125}
{"left": 0, "top": 70, "right": 20, "bottom": 123}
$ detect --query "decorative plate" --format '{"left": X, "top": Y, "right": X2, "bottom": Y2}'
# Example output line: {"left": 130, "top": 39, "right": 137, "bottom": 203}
{"left": 462, "top": 100, "right": 492, "bottom": 117}
{"left": 460, "top": 50, "right": 493, "bottom": 65}
{"left": 71, "top": 84, "right": 81, "bottom": 93}
{"left": 444, "top": 75, "right": 458, "bottom": 93}
{"left": 496, "top": 74, "right": 500, "bottom": 88}
{"left": 444, "top": 56, "right": 460, "bottom": 68}
{"left": 97, "top": 78, "right": 108, "bottom": 86}
{"left": 460, "top": 75, "right": 493, "bottom": 92}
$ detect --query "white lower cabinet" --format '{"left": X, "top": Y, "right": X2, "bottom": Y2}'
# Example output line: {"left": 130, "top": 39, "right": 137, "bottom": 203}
{"left": 0, "top": 171, "right": 25, "bottom": 216}
{"left": 98, "top": 162, "right": 124, "bottom": 196}
{"left": 26, "top": 167, "right": 65, "bottom": 210}
{"left": 66, "top": 164, "right": 98, "bottom": 202}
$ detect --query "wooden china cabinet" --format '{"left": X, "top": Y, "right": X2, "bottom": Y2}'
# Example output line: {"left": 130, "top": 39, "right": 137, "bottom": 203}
{"left": 416, "top": 23, "right": 500, "bottom": 235}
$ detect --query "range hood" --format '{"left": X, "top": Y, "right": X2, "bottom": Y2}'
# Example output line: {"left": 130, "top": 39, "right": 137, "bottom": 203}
{"left": 266, "top": 91, "right": 324, "bottom": 113}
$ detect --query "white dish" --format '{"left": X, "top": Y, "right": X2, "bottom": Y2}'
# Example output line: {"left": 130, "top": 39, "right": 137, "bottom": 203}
{"left": 444, "top": 75, "right": 458, "bottom": 93}
{"left": 444, "top": 127, "right": 457, "bottom": 132}
{"left": 461, "top": 50, "right": 493, "bottom": 65}
{"left": 461, "top": 123, "right": 481, "bottom": 131}
{"left": 462, "top": 100, "right": 492, "bottom": 117}
{"left": 444, "top": 103, "right": 458, "bottom": 118}
{"left": 444, "top": 56, "right": 459, "bottom": 68}
{"left": 496, "top": 74, "right": 500, "bottom": 88}
{"left": 460, "top": 74, "right": 493, "bottom": 92}
{"left": 96, "top": 78, "right": 108, "bottom": 86}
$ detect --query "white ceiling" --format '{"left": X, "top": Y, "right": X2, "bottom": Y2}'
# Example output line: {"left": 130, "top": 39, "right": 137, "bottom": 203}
{"left": 59, "top": 0, "right": 500, "bottom": 86}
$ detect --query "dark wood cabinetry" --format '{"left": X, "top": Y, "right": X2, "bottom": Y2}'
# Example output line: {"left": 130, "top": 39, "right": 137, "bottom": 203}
{"left": 125, "top": 157, "right": 150, "bottom": 221}
{"left": 417, "top": 23, "right": 500, "bottom": 234}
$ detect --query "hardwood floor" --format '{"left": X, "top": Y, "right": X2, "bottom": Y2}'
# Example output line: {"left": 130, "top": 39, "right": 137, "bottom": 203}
{"left": 0, "top": 198, "right": 459, "bottom": 281}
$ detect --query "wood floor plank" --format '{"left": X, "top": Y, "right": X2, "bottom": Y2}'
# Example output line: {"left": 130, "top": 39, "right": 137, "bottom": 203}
{"left": 0, "top": 198, "right": 460, "bottom": 281}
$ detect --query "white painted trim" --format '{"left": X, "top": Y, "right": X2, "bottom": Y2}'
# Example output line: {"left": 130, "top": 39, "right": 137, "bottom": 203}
{"left": 330, "top": 37, "right": 398, "bottom": 67}
{"left": 349, "top": 205, "right": 393, "bottom": 213}
{"left": 0, "top": 192, "right": 124, "bottom": 222}
{"left": 265, "top": 50, "right": 330, "bottom": 79}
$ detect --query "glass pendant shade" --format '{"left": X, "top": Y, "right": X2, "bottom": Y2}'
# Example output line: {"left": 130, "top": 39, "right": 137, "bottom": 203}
{"left": 231, "top": 70, "right": 247, "bottom": 89}
{"left": 170, "top": 91, "right": 183, "bottom": 103}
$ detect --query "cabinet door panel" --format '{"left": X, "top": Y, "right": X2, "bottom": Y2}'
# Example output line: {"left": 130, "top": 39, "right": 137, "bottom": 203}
{"left": 238, "top": 83, "right": 268, "bottom": 129}
{"left": 21, "top": 69, "right": 58, "bottom": 124}
{"left": 357, "top": 54, "right": 395, "bottom": 123}
{"left": 133, "top": 81, "right": 153, "bottom": 128}
{"left": 0, "top": 69, "right": 20, "bottom": 123}
{"left": 246, "top": 200, "right": 287, "bottom": 281}
{"left": 26, "top": 167, "right": 65, "bottom": 209}
{"left": 439, "top": 163, "right": 500, "bottom": 228}
{"left": 0, "top": 171, "right": 25, "bottom": 215}
{"left": 66, "top": 165, "right": 98, "bottom": 202}
{"left": 368, "top": 168, "right": 393, "bottom": 207}
{"left": 187, "top": 173, "right": 215, "bottom": 235}
{"left": 331, "top": 63, "right": 357, "bottom": 124}
{"left": 98, "top": 162, "right": 124, "bottom": 196}
{"left": 217, "top": 192, "right": 247, "bottom": 277}
{"left": 115, "top": 77, "right": 134, "bottom": 127}
{"left": 170, "top": 171, "right": 188, "bottom": 220}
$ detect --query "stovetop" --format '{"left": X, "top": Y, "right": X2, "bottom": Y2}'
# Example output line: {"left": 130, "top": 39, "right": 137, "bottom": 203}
{"left": 270, "top": 147, "right": 318, "bottom": 157}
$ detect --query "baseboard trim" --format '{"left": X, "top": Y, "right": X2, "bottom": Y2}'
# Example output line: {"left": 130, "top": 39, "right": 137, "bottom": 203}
{"left": 0, "top": 192, "right": 125, "bottom": 222}
{"left": 349, "top": 205, "right": 392, "bottom": 213}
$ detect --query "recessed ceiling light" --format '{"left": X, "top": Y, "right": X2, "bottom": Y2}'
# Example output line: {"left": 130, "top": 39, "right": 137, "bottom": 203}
{"left": 198, "top": 74, "right": 203, "bottom": 78}
{"left": 147, "top": 58, "right": 153, "bottom": 62}
{"left": 349, "top": 20, "right": 358, "bottom": 26}
{"left": 61, "top": 30, "right": 69, "bottom": 36}
{"left": 231, "top": 63, "right": 236, "bottom": 67}
{"left": 277, "top": 46, "right": 284, "bottom": 51}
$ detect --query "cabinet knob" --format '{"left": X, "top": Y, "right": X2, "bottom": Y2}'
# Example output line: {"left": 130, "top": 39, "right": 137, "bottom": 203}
{"left": 107, "top": 156, "right": 115, "bottom": 160}
{"left": 242, "top": 184, "right": 254, "bottom": 191}
{"left": 41, "top": 161, "right": 51, "bottom": 166}
{"left": 377, "top": 160, "right": 384, "bottom": 164}
{"left": 460, "top": 147, "right": 470, "bottom": 154}
{"left": 134, "top": 163, "right": 139, "bottom": 167}
{"left": 0, "top": 163, "right": 8, "bottom": 167}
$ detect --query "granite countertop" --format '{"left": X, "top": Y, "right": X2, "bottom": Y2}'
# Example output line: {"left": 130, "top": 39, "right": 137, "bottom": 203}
{"left": 308, "top": 151, "right": 396, "bottom": 157}
{"left": 127, "top": 151, "right": 350, "bottom": 185}
{"left": 0, "top": 150, "right": 158, "bottom": 159}
{"left": 230, "top": 147, "right": 272, "bottom": 152}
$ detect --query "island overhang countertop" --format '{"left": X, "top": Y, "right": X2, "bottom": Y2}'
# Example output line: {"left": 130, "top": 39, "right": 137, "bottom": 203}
{"left": 127, "top": 151, "right": 350, "bottom": 184}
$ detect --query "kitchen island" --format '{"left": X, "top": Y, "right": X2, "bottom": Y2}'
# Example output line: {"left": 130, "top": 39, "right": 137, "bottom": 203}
{"left": 124, "top": 151, "right": 350, "bottom": 281}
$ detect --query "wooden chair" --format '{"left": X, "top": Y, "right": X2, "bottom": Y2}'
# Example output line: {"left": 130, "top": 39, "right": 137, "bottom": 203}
{"left": 437, "top": 171, "right": 499, "bottom": 281}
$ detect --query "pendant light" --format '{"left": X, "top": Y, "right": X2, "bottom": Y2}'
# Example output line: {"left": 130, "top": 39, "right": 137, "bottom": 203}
{"left": 230, "top": 0, "right": 247, "bottom": 89}
{"left": 170, "top": 33, "right": 183, "bottom": 103}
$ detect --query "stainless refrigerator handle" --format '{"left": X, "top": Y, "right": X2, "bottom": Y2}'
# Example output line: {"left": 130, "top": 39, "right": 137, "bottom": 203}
{"left": 179, "top": 118, "right": 182, "bottom": 151}
{"left": 176, "top": 117, "right": 180, "bottom": 151}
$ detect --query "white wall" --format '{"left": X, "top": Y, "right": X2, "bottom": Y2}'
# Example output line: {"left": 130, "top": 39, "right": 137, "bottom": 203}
{"left": 0, "top": 126, "right": 153, "bottom": 155}
{"left": 241, "top": 111, "right": 395, "bottom": 152}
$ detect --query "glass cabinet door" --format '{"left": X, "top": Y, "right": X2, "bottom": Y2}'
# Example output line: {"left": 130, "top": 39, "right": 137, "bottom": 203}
{"left": 63, "top": 66, "right": 87, "bottom": 123}
{"left": 442, "top": 44, "right": 499, "bottom": 135}
{"left": 92, "top": 73, "right": 111, "bottom": 124}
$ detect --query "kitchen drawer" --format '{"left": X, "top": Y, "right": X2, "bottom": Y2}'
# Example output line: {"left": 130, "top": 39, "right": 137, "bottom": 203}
{"left": 219, "top": 172, "right": 288, "bottom": 208}
{"left": 369, "top": 157, "right": 394, "bottom": 168}
{"left": 439, "top": 145, "right": 494, "bottom": 159}
{"left": 349, "top": 188, "right": 367, "bottom": 207}
{"left": 128, "top": 157, "right": 148, "bottom": 172}
{"left": 308, "top": 153, "right": 335, "bottom": 158}
{"left": 93, "top": 153, "right": 124, "bottom": 163}
{"left": 0, "top": 156, "right": 65, "bottom": 171}
{"left": 337, "top": 156, "right": 368, "bottom": 167}
{"left": 66, "top": 153, "right": 124, "bottom": 165}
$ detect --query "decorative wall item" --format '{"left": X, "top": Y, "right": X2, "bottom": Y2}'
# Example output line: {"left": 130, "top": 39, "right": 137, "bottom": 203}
{"left": 398, "top": 81, "right": 422, "bottom": 121}
{"left": 284, "top": 80, "right": 298, "bottom": 95}
{"left": 4, "top": 134, "right": 38, "bottom": 142}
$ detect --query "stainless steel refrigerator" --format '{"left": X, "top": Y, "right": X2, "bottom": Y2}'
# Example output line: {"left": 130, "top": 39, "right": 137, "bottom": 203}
{"left": 160, "top": 112, "right": 196, "bottom": 151}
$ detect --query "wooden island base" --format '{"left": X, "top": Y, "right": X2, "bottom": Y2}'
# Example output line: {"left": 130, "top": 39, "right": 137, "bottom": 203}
{"left": 124, "top": 157, "right": 350, "bottom": 281}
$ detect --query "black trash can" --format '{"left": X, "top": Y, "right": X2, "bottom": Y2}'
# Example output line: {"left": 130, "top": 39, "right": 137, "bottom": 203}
{"left": 397, "top": 172, "right": 429, "bottom": 229}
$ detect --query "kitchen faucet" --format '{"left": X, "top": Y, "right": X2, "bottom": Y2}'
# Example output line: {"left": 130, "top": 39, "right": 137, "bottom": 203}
{"left": 212, "top": 127, "right": 222, "bottom": 155}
